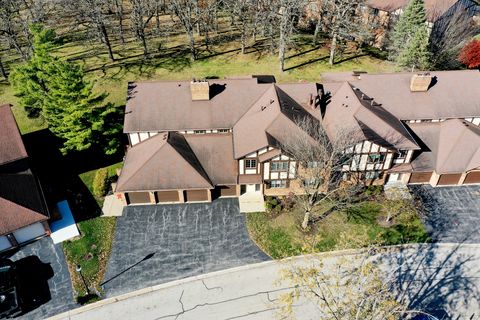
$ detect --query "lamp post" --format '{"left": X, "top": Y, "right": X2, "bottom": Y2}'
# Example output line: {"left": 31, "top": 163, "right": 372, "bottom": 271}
{"left": 75, "top": 264, "right": 90, "bottom": 295}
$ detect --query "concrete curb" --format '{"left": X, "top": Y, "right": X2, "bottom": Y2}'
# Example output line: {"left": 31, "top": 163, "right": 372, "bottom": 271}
{"left": 48, "top": 242, "right": 479, "bottom": 319}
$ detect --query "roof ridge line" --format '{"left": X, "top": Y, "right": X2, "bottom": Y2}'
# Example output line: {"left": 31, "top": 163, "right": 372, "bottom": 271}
{"left": 116, "top": 134, "right": 170, "bottom": 190}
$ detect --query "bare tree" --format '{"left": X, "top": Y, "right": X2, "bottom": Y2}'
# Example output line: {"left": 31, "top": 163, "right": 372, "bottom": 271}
{"left": 129, "top": 0, "right": 157, "bottom": 57}
{"left": 170, "top": 0, "right": 198, "bottom": 60}
{"left": 317, "top": 0, "right": 370, "bottom": 65}
{"left": 111, "top": 0, "right": 126, "bottom": 44}
{"left": 429, "top": 7, "right": 480, "bottom": 70}
{"left": 279, "top": 249, "right": 439, "bottom": 320}
{"left": 280, "top": 116, "right": 362, "bottom": 229}
{"left": 278, "top": 0, "right": 305, "bottom": 71}
{"left": 0, "top": 0, "right": 29, "bottom": 60}
{"left": 224, "top": 0, "right": 254, "bottom": 54}
{"left": 66, "top": 0, "right": 116, "bottom": 61}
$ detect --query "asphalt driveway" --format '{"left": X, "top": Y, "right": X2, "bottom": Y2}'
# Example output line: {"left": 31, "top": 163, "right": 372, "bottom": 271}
{"left": 5, "top": 237, "right": 77, "bottom": 319}
{"left": 102, "top": 198, "right": 270, "bottom": 297}
{"left": 410, "top": 185, "right": 480, "bottom": 243}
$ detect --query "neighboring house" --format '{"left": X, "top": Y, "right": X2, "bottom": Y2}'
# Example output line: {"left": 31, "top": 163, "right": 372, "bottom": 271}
{"left": 115, "top": 70, "right": 480, "bottom": 208}
{"left": 0, "top": 104, "right": 50, "bottom": 252}
{"left": 364, "top": 0, "right": 480, "bottom": 47}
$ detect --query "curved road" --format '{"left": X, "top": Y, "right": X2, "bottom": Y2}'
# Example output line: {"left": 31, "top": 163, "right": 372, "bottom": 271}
{"left": 50, "top": 243, "right": 480, "bottom": 320}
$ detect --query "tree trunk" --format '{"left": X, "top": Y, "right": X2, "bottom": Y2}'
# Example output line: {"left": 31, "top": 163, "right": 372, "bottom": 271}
{"left": 141, "top": 33, "right": 148, "bottom": 57}
{"left": 155, "top": 5, "right": 161, "bottom": 33}
{"left": 279, "top": 19, "right": 287, "bottom": 72}
{"left": 302, "top": 211, "right": 310, "bottom": 229}
{"left": 188, "top": 30, "right": 197, "bottom": 60}
{"left": 0, "top": 57, "right": 7, "bottom": 79}
{"left": 114, "top": 0, "right": 125, "bottom": 44}
{"left": 329, "top": 33, "right": 337, "bottom": 65}
{"left": 313, "top": 17, "right": 322, "bottom": 44}
{"left": 241, "top": 30, "right": 246, "bottom": 54}
{"left": 101, "top": 23, "right": 115, "bottom": 61}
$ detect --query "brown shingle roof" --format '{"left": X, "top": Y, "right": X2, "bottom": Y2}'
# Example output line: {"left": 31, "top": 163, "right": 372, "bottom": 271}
{"left": 366, "top": 0, "right": 460, "bottom": 22}
{"left": 124, "top": 79, "right": 272, "bottom": 133}
{"left": 322, "top": 82, "right": 420, "bottom": 151}
{"left": 0, "top": 197, "right": 47, "bottom": 236}
{"left": 184, "top": 133, "right": 238, "bottom": 185}
{"left": 233, "top": 85, "right": 319, "bottom": 158}
{"left": 409, "top": 119, "right": 480, "bottom": 174}
{"left": 0, "top": 105, "right": 28, "bottom": 165}
{"left": 348, "top": 70, "right": 480, "bottom": 121}
{"left": 116, "top": 132, "right": 213, "bottom": 192}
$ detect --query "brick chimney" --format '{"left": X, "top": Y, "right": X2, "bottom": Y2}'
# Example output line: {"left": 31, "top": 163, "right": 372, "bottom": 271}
{"left": 410, "top": 73, "right": 432, "bottom": 92}
{"left": 190, "top": 79, "right": 210, "bottom": 101}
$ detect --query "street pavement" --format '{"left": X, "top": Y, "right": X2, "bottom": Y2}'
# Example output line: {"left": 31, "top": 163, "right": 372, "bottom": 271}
{"left": 51, "top": 243, "right": 480, "bottom": 320}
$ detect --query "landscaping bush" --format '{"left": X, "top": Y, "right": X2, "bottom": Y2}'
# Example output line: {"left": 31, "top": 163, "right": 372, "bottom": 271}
{"left": 265, "top": 196, "right": 282, "bottom": 213}
{"left": 363, "top": 185, "right": 383, "bottom": 198}
{"left": 92, "top": 168, "right": 108, "bottom": 198}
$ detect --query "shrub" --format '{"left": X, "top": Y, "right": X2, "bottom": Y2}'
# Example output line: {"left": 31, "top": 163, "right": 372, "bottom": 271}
{"left": 92, "top": 168, "right": 108, "bottom": 198}
{"left": 459, "top": 39, "right": 480, "bottom": 69}
{"left": 364, "top": 185, "right": 383, "bottom": 198}
{"left": 265, "top": 196, "right": 282, "bottom": 212}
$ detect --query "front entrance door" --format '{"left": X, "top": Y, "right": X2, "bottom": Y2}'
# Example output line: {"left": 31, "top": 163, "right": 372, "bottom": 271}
{"left": 241, "top": 184, "right": 261, "bottom": 194}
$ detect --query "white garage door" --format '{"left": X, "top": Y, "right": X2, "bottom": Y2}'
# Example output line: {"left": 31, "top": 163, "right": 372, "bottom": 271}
{"left": 13, "top": 223, "right": 46, "bottom": 244}
{"left": 0, "top": 236, "right": 12, "bottom": 251}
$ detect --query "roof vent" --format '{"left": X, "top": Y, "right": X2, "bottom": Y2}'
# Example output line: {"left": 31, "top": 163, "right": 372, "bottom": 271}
{"left": 410, "top": 73, "right": 432, "bottom": 92}
{"left": 190, "top": 79, "right": 210, "bottom": 101}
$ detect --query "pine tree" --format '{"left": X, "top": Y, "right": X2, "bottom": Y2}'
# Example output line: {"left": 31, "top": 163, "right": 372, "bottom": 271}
{"left": 390, "top": 0, "right": 431, "bottom": 69}
{"left": 397, "top": 24, "right": 431, "bottom": 70}
{"left": 11, "top": 24, "right": 57, "bottom": 117}
{"left": 11, "top": 24, "right": 122, "bottom": 155}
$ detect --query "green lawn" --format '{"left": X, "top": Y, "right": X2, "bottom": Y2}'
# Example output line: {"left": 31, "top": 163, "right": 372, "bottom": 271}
{"left": 62, "top": 161, "right": 122, "bottom": 301}
{"left": 63, "top": 216, "right": 116, "bottom": 299}
{"left": 246, "top": 200, "right": 430, "bottom": 259}
{"left": 1, "top": 32, "right": 394, "bottom": 134}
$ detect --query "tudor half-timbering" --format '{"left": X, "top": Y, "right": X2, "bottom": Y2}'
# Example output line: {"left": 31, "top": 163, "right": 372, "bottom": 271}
{"left": 115, "top": 70, "right": 480, "bottom": 210}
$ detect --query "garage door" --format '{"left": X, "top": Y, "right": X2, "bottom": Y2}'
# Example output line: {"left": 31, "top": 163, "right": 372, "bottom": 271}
{"left": 185, "top": 190, "right": 209, "bottom": 202}
{"left": 127, "top": 192, "right": 151, "bottom": 204}
{"left": 156, "top": 191, "right": 180, "bottom": 203}
{"left": 464, "top": 171, "right": 480, "bottom": 184}
{"left": 13, "top": 223, "right": 46, "bottom": 244}
{"left": 409, "top": 172, "right": 433, "bottom": 184}
{"left": 437, "top": 174, "right": 462, "bottom": 186}
{"left": 218, "top": 185, "right": 237, "bottom": 197}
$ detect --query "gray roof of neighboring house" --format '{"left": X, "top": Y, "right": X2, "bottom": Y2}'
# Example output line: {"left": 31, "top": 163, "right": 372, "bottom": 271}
{"left": 0, "top": 105, "right": 28, "bottom": 166}
{"left": 408, "top": 119, "right": 480, "bottom": 174}
{"left": 366, "top": 0, "right": 461, "bottom": 22}
{"left": 347, "top": 70, "right": 480, "bottom": 121}
{"left": 322, "top": 82, "right": 420, "bottom": 151}
{"left": 124, "top": 78, "right": 272, "bottom": 133}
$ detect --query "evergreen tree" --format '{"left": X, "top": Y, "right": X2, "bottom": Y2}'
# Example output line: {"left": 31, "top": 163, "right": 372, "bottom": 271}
{"left": 390, "top": 0, "right": 431, "bottom": 69}
{"left": 397, "top": 24, "right": 431, "bottom": 70}
{"left": 11, "top": 24, "right": 122, "bottom": 155}
{"left": 11, "top": 24, "right": 57, "bottom": 117}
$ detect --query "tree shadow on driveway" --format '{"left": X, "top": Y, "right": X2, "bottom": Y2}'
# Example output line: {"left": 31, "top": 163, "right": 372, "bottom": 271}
{"left": 376, "top": 243, "right": 480, "bottom": 319}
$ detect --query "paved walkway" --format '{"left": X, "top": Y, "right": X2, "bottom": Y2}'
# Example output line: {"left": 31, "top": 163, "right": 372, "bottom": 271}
{"left": 50, "top": 244, "right": 480, "bottom": 320}
{"left": 102, "top": 198, "right": 270, "bottom": 297}
{"left": 6, "top": 237, "right": 77, "bottom": 319}
{"left": 410, "top": 185, "right": 480, "bottom": 243}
